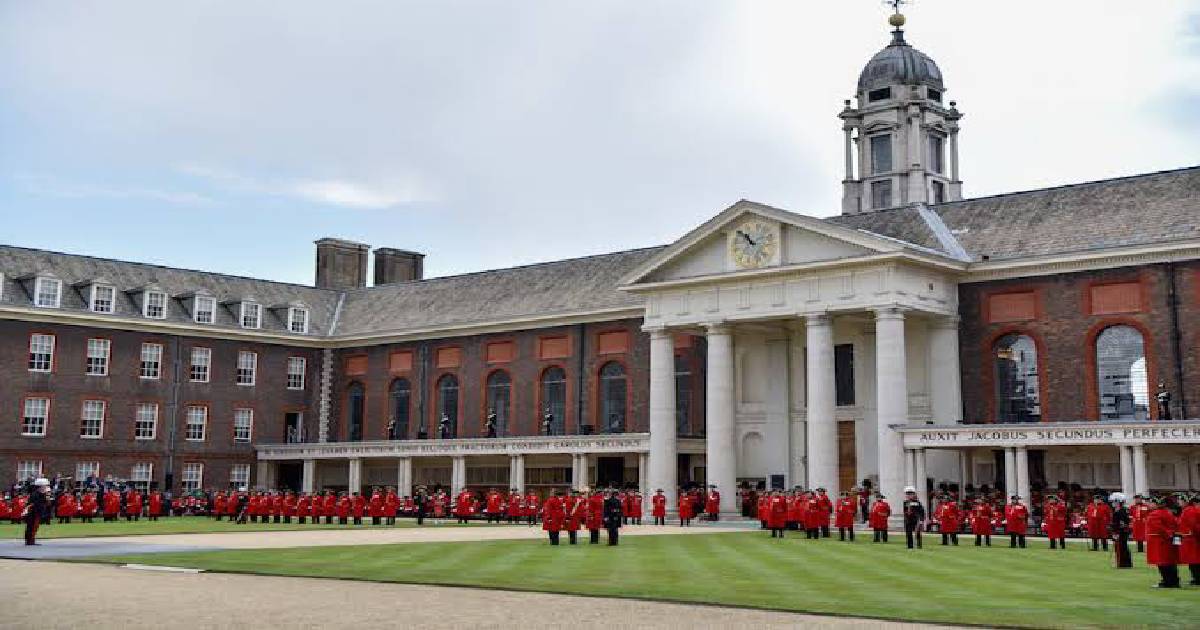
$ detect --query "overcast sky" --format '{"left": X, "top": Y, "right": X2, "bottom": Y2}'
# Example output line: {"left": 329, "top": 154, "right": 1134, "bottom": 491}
{"left": 1, "top": 1, "right": 1197, "bottom": 284}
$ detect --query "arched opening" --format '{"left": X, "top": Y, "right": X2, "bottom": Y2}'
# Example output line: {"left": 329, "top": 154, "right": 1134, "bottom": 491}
{"left": 540, "top": 367, "right": 566, "bottom": 435}
{"left": 346, "top": 381, "right": 365, "bottom": 442}
{"left": 1096, "top": 325, "right": 1149, "bottom": 420}
{"left": 993, "top": 333, "right": 1041, "bottom": 423}
{"left": 388, "top": 378, "right": 411, "bottom": 439}
{"left": 485, "top": 370, "right": 511, "bottom": 436}
{"left": 599, "top": 361, "right": 627, "bottom": 434}
{"left": 436, "top": 374, "right": 459, "bottom": 438}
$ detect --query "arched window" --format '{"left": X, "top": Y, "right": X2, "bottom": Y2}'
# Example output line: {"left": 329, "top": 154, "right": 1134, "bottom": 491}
{"left": 675, "top": 354, "right": 691, "bottom": 436}
{"left": 599, "top": 361, "right": 627, "bottom": 434}
{"left": 485, "top": 370, "right": 511, "bottom": 436}
{"left": 346, "top": 381, "right": 365, "bottom": 441}
{"left": 436, "top": 374, "right": 459, "bottom": 438}
{"left": 388, "top": 378, "right": 411, "bottom": 439}
{"left": 540, "top": 367, "right": 566, "bottom": 435}
{"left": 1096, "top": 325, "right": 1149, "bottom": 420}
{"left": 993, "top": 334, "right": 1041, "bottom": 423}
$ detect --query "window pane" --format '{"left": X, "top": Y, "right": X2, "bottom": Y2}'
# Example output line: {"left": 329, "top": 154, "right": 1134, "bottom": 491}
{"left": 834, "top": 344, "right": 855, "bottom": 406}
{"left": 541, "top": 367, "right": 566, "bottom": 435}
{"left": 599, "top": 362, "right": 626, "bottom": 434}
{"left": 389, "top": 378, "right": 411, "bottom": 439}
{"left": 675, "top": 354, "right": 691, "bottom": 435}
{"left": 1097, "top": 325, "right": 1149, "bottom": 420}
{"left": 436, "top": 375, "right": 458, "bottom": 438}
{"left": 86, "top": 339, "right": 109, "bottom": 376}
{"left": 190, "top": 347, "right": 211, "bottom": 382}
{"left": 80, "top": 400, "right": 105, "bottom": 438}
{"left": 195, "top": 296, "right": 216, "bottom": 324}
{"left": 870, "top": 180, "right": 892, "bottom": 209}
{"left": 135, "top": 403, "right": 158, "bottom": 440}
{"left": 928, "top": 135, "right": 945, "bottom": 174}
{"left": 994, "top": 334, "right": 1041, "bottom": 423}
{"left": 486, "top": 371, "right": 511, "bottom": 436}
{"left": 347, "top": 382, "right": 365, "bottom": 441}
{"left": 870, "top": 135, "right": 892, "bottom": 174}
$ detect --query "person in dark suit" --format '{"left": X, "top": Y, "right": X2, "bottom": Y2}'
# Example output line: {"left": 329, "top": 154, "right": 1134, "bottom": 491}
{"left": 24, "top": 478, "right": 51, "bottom": 546}
{"left": 603, "top": 489, "right": 623, "bottom": 546}
{"left": 902, "top": 486, "right": 926, "bottom": 549}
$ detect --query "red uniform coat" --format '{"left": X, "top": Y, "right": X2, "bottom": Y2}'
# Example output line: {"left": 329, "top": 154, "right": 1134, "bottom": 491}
{"left": 336, "top": 496, "right": 351, "bottom": 518}
{"left": 11, "top": 496, "right": 26, "bottom": 519}
{"left": 1130, "top": 502, "right": 1152, "bottom": 542}
{"left": 652, "top": 494, "right": 667, "bottom": 518}
{"left": 103, "top": 492, "right": 120, "bottom": 516}
{"left": 936, "top": 502, "right": 961, "bottom": 533}
{"left": 1005, "top": 503, "right": 1029, "bottom": 535}
{"left": 1145, "top": 507, "right": 1179, "bottom": 567}
{"left": 816, "top": 494, "right": 833, "bottom": 527}
{"left": 704, "top": 492, "right": 720, "bottom": 515}
{"left": 756, "top": 496, "right": 767, "bottom": 523}
{"left": 126, "top": 492, "right": 143, "bottom": 516}
{"left": 869, "top": 500, "right": 891, "bottom": 530}
{"left": 56, "top": 494, "right": 76, "bottom": 517}
{"left": 627, "top": 494, "right": 642, "bottom": 518}
{"left": 368, "top": 492, "right": 384, "bottom": 518}
{"left": 213, "top": 494, "right": 227, "bottom": 516}
{"left": 678, "top": 494, "right": 694, "bottom": 520}
{"left": 322, "top": 495, "right": 336, "bottom": 517}
{"left": 149, "top": 493, "right": 163, "bottom": 516}
{"left": 542, "top": 496, "right": 565, "bottom": 532}
{"left": 352, "top": 495, "right": 367, "bottom": 518}
{"left": 803, "top": 497, "right": 822, "bottom": 530}
{"left": 564, "top": 496, "right": 584, "bottom": 531}
{"left": 586, "top": 494, "right": 604, "bottom": 530}
{"left": 766, "top": 495, "right": 787, "bottom": 529}
{"left": 80, "top": 493, "right": 98, "bottom": 517}
{"left": 971, "top": 504, "right": 995, "bottom": 536}
{"left": 297, "top": 496, "right": 311, "bottom": 516}
{"left": 0, "top": 498, "right": 9, "bottom": 520}
{"left": 1042, "top": 503, "right": 1066, "bottom": 539}
{"left": 384, "top": 492, "right": 399, "bottom": 516}
{"left": 834, "top": 497, "right": 856, "bottom": 528}
{"left": 453, "top": 492, "right": 474, "bottom": 518}
{"left": 787, "top": 496, "right": 803, "bottom": 524}
{"left": 1177, "top": 504, "right": 1199, "bottom": 565}
{"left": 1085, "top": 502, "right": 1112, "bottom": 539}
{"left": 486, "top": 491, "right": 503, "bottom": 515}
{"left": 524, "top": 494, "right": 540, "bottom": 518}
{"left": 507, "top": 493, "right": 522, "bottom": 517}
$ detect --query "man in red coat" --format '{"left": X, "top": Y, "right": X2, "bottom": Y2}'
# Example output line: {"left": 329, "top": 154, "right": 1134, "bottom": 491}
{"left": 767, "top": 490, "right": 787, "bottom": 538}
{"left": 1130, "top": 494, "right": 1152, "bottom": 553}
{"left": 677, "top": 489, "right": 694, "bottom": 527}
{"left": 384, "top": 488, "right": 399, "bottom": 525}
{"left": 320, "top": 491, "right": 335, "bottom": 525}
{"left": 834, "top": 490, "right": 857, "bottom": 541}
{"left": 506, "top": 489, "right": 522, "bottom": 524}
{"left": 1178, "top": 494, "right": 1200, "bottom": 586}
{"left": 1042, "top": 495, "right": 1067, "bottom": 549}
{"left": 352, "top": 492, "right": 367, "bottom": 525}
{"left": 1085, "top": 494, "right": 1112, "bottom": 552}
{"left": 816, "top": 489, "right": 833, "bottom": 538}
{"left": 936, "top": 497, "right": 961, "bottom": 546}
{"left": 704, "top": 486, "right": 720, "bottom": 522}
{"left": 80, "top": 492, "right": 98, "bottom": 523}
{"left": 368, "top": 488, "right": 384, "bottom": 525}
{"left": 586, "top": 490, "right": 604, "bottom": 544}
{"left": 971, "top": 498, "right": 994, "bottom": 547}
{"left": 282, "top": 492, "right": 297, "bottom": 524}
{"left": 484, "top": 488, "right": 503, "bottom": 524}
{"left": 564, "top": 490, "right": 585, "bottom": 544}
{"left": 651, "top": 489, "right": 667, "bottom": 526}
{"left": 869, "top": 494, "right": 891, "bottom": 543}
{"left": 148, "top": 491, "right": 163, "bottom": 521}
{"left": 542, "top": 490, "right": 565, "bottom": 545}
{"left": 626, "top": 491, "right": 642, "bottom": 525}
{"left": 125, "top": 490, "right": 143, "bottom": 521}
{"left": 56, "top": 492, "right": 76, "bottom": 523}
{"left": 296, "top": 493, "right": 311, "bottom": 525}
{"left": 1005, "top": 495, "right": 1029, "bottom": 548}
{"left": 1145, "top": 498, "right": 1180, "bottom": 588}
{"left": 524, "top": 491, "right": 540, "bottom": 526}
{"left": 336, "top": 492, "right": 351, "bottom": 524}
{"left": 803, "top": 492, "right": 822, "bottom": 539}
{"left": 454, "top": 489, "right": 474, "bottom": 524}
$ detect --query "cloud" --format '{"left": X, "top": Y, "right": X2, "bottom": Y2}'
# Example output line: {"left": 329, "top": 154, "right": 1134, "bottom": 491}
{"left": 176, "top": 163, "right": 433, "bottom": 210}
{"left": 12, "top": 173, "right": 212, "bottom": 206}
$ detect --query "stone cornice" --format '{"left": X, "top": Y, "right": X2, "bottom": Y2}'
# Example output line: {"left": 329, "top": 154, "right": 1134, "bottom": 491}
{"left": 900, "top": 420, "right": 1200, "bottom": 448}
{"left": 256, "top": 433, "right": 655, "bottom": 460}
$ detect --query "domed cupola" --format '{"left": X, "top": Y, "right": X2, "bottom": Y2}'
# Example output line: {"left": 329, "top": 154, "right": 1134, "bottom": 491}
{"left": 838, "top": 7, "right": 964, "bottom": 215}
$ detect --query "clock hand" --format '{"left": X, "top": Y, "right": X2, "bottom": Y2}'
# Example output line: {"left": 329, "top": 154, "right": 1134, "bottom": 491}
{"left": 738, "top": 231, "right": 755, "bottom": 246}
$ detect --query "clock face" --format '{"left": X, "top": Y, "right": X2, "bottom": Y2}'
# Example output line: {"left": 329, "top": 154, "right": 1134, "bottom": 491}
{"left": 729, "top": 220, "right": 779, "bottom": 269}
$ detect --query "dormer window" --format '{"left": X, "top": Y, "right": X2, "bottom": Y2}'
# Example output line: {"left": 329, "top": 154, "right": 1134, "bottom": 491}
{"left": 90, "top": 284, "right": 115, "bottom": 313}
{"left": 143, "top": 290, "right": 168, "bottom": 319}
{"left": 240, "top": 301, "right": 261, "bottom": 329}
{"left": 193, "top": 294, "right": 216, "bottom": 324}
{"left": 868, "top": 87, "right": 891, "bottom": 102}
{"left": 927, "top": 88, "right": 942, "bottom": 103}
{"left": 288, "top": 306, "right": 309, "bottom": 334}
{"left": 34, "top": 276, "right": 62, "bottom": 308}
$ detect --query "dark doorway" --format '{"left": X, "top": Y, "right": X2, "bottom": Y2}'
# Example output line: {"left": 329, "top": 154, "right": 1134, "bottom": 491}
{"left": 994, "top": 449, "right": 1007, "bottom": 492}
{"left": 596, "top": 457, "right": 624, "bottom": 487}
{"left": 285, "top": 412, "right": 303, "bottom": 443}
{"left": 277, "top": 462, "right": 302, "bottom": 492}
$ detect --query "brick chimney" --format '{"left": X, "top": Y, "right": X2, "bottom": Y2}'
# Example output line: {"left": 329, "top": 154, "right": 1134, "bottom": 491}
{"left": 373, "top": 248, "right": 425, "bottom": 285}
{"left": 314, "top": 238, "right": 369, "bottom": 289}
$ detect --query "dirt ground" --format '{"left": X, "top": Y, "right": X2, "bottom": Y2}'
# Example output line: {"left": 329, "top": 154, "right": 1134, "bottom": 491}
{"left": 0, "top": 559, "right": 946, "bottom": 629}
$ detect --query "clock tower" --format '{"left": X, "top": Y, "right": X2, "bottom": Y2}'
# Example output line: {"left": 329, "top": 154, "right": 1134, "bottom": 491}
{"left": 839, "top": 5, "right": 963, "bottom": 214}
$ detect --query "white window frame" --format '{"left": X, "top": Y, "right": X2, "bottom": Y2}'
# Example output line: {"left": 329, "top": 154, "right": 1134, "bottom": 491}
{"left": 130, "top": 462, "right": 153, "bottom": 491}
{"left": 22, "top": 397, "right": 50, "bottom": 437}
{"left": 286, "top": 357, "right": 307, "bottom": 390}
{"left": 140, "top": 342, "right": 163, "bottom": 379}
{"left": 86, "top": 338, "right": 110, "bottom": 376}
{"left": 134, "top": 403, "right": 158, "bottom": 440}
{"left": 185, "top": 405, "right": 207, "bottom": 442}
{"left": 288, "top": 307, "right": 309, "bottom": 334}
{"left": 194, "top": 295, "right": 217, "bottom": 324}
{"left": 75, "top": 461, "right": 101, "bottom": 482}
{"left": 143, "top": 290, "right": 168, "bottom": 319}
{"left": 236, "top": 351, "right": 257, "bottom": 386}
{"left": 230, "top": 463, "right": 251, "bottom": 488}
{"left": 28, "top": 333, "right": 55, "bottom": 372}
{"left": 80, "top": 399, "right": 106, "bottom": 439}
{"left": 181, "top": 462, "right": 204, "bottom": 492}
{"left": 240, "top": 302, "right": 262, "bottom": 329}
{"left": 16, "top": 460, "right": 43, "bottom": 481}
{"left": 190, "top": 347, "right": 212, "bottom": 383}
{"left": 90, "top": 284, "right": 116, "bottom": 313}
{"left": 34, "top": 276, "right": 62, "bottom": 308}
{"left": 233, "top": 408, "right": 253, "bottom": 442}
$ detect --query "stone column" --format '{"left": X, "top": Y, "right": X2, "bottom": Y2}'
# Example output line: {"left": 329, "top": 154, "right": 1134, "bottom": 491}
{"left": 914, "top": 448, "right": 928, "bottom": 510}
{"left": 874, "top": 307, "right": 909, "bottom": 506}
{"left": 706, "top": 323, "right": 737, "bottom": 513}
{"left": 949, "top": 129, "right": 960, "bottom": 182}
{"left": 573, "top": 453, "right": 590, "bottom": 491}
{"left": 959, "top": 450, "right": 970, "bottom": 491}
{"left": 301, "top": 459, "right": 316, "bottom": 494}
{"left": 1119, "top": 446, "right": 1134, "bottom": 498}
{"left": 1132, "top": 444, "right": 1149, "bottom": 496}
{"left": 904, "top": 449, "right": 916, "bottom": 487}
{"left": 1003, "top": 448, "right": 1016, "bottom": 496}
{"left": 1015, "top": 446, "right": 1030, "bottom": 502}
{"left": 451, "top": 456, "right": 466, "bottom": 495}
{"left": 509, "top": 455, "right": 525, "bottom": 494}
{"left": 843, "top": 126, "right": 855, "bottom": 180}
{"left": 398, "top": 457, "right": 413, "bottom": 496}
{"left": 805, "top": 314, "right": 838, "bottom": 496}
{"left": 647, "top": 328, "right": 677, "bottom": 512}
{"left": 929, "top": 316, "right": 963, "bottom": 424}
{"left": 638, "top": 452, "right": 649, "bottom": 503}
{"left": 256, "top": 461, "right": 276, "bottom": 490}
{"left": 348, "top": 458, "right": 362, "bottom": 495}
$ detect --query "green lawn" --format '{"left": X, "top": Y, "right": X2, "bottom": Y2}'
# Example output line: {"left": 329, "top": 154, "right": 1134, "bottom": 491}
{"left": 0, "top": 516, "right": 475, "bottom": 539}
{"left": 84, "top": 532, "right": 1194, "bottom": 628}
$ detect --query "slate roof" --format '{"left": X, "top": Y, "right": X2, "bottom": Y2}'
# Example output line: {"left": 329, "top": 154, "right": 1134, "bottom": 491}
{"left": 0, "top": 245, "right": 341, "bottom": 336}
{"left": 828, "top": 165, "right": 1200, "bottom": 262}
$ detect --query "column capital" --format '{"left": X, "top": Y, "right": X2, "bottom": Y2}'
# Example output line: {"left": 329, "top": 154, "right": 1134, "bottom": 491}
{"left": 872, "top": 305, "right": 908, "bottom": 321}
{"left": 804, "top": 312, "right": 832, "bottom": 327}
{"left": 703, "top": 321, "right": 732, "bottom": 336}
{"left": 644, "top": 325, "right": 672, "bottom": 338}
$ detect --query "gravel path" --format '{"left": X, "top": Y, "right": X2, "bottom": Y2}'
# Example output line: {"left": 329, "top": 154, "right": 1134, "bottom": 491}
{"left": 0, "top": 559, "right": 948, "bottom": 629}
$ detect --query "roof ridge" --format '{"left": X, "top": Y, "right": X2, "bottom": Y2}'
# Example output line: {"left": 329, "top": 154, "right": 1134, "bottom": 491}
{"left": 931, "top": 163, "right": 1200, "bottom": 208}
{"left": 0, "top": 243, "right": 335, "bottom": 293}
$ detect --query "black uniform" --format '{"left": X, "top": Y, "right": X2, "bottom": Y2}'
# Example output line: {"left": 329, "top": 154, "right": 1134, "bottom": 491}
{"left": 24, "top": 489, "right": 50, "bottom": 546}
{"left": 903, "top": 498, "right": 925, "bottom": 549}
{"left": 1111, "top": 505, "right": 1132, "bottom": 568}
{"left": 603, "top": 495, "right": 623, "bottom": 546}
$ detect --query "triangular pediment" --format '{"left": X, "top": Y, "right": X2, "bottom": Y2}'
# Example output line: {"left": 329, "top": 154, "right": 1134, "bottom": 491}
{"left": 621, "top": 200, "right": 919, "bottom": 287}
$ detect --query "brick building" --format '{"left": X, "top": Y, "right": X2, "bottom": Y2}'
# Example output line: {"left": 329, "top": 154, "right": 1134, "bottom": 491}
{"left": 2, "top": 14, "right": 1198, "bottom": 511}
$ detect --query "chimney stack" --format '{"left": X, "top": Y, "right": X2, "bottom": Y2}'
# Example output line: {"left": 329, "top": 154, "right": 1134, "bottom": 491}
{"left": 314, "top": 238, "right": 369, "bottom": 290}
{"left": 374, "top": 248, "right": 425, "bottom": 285}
